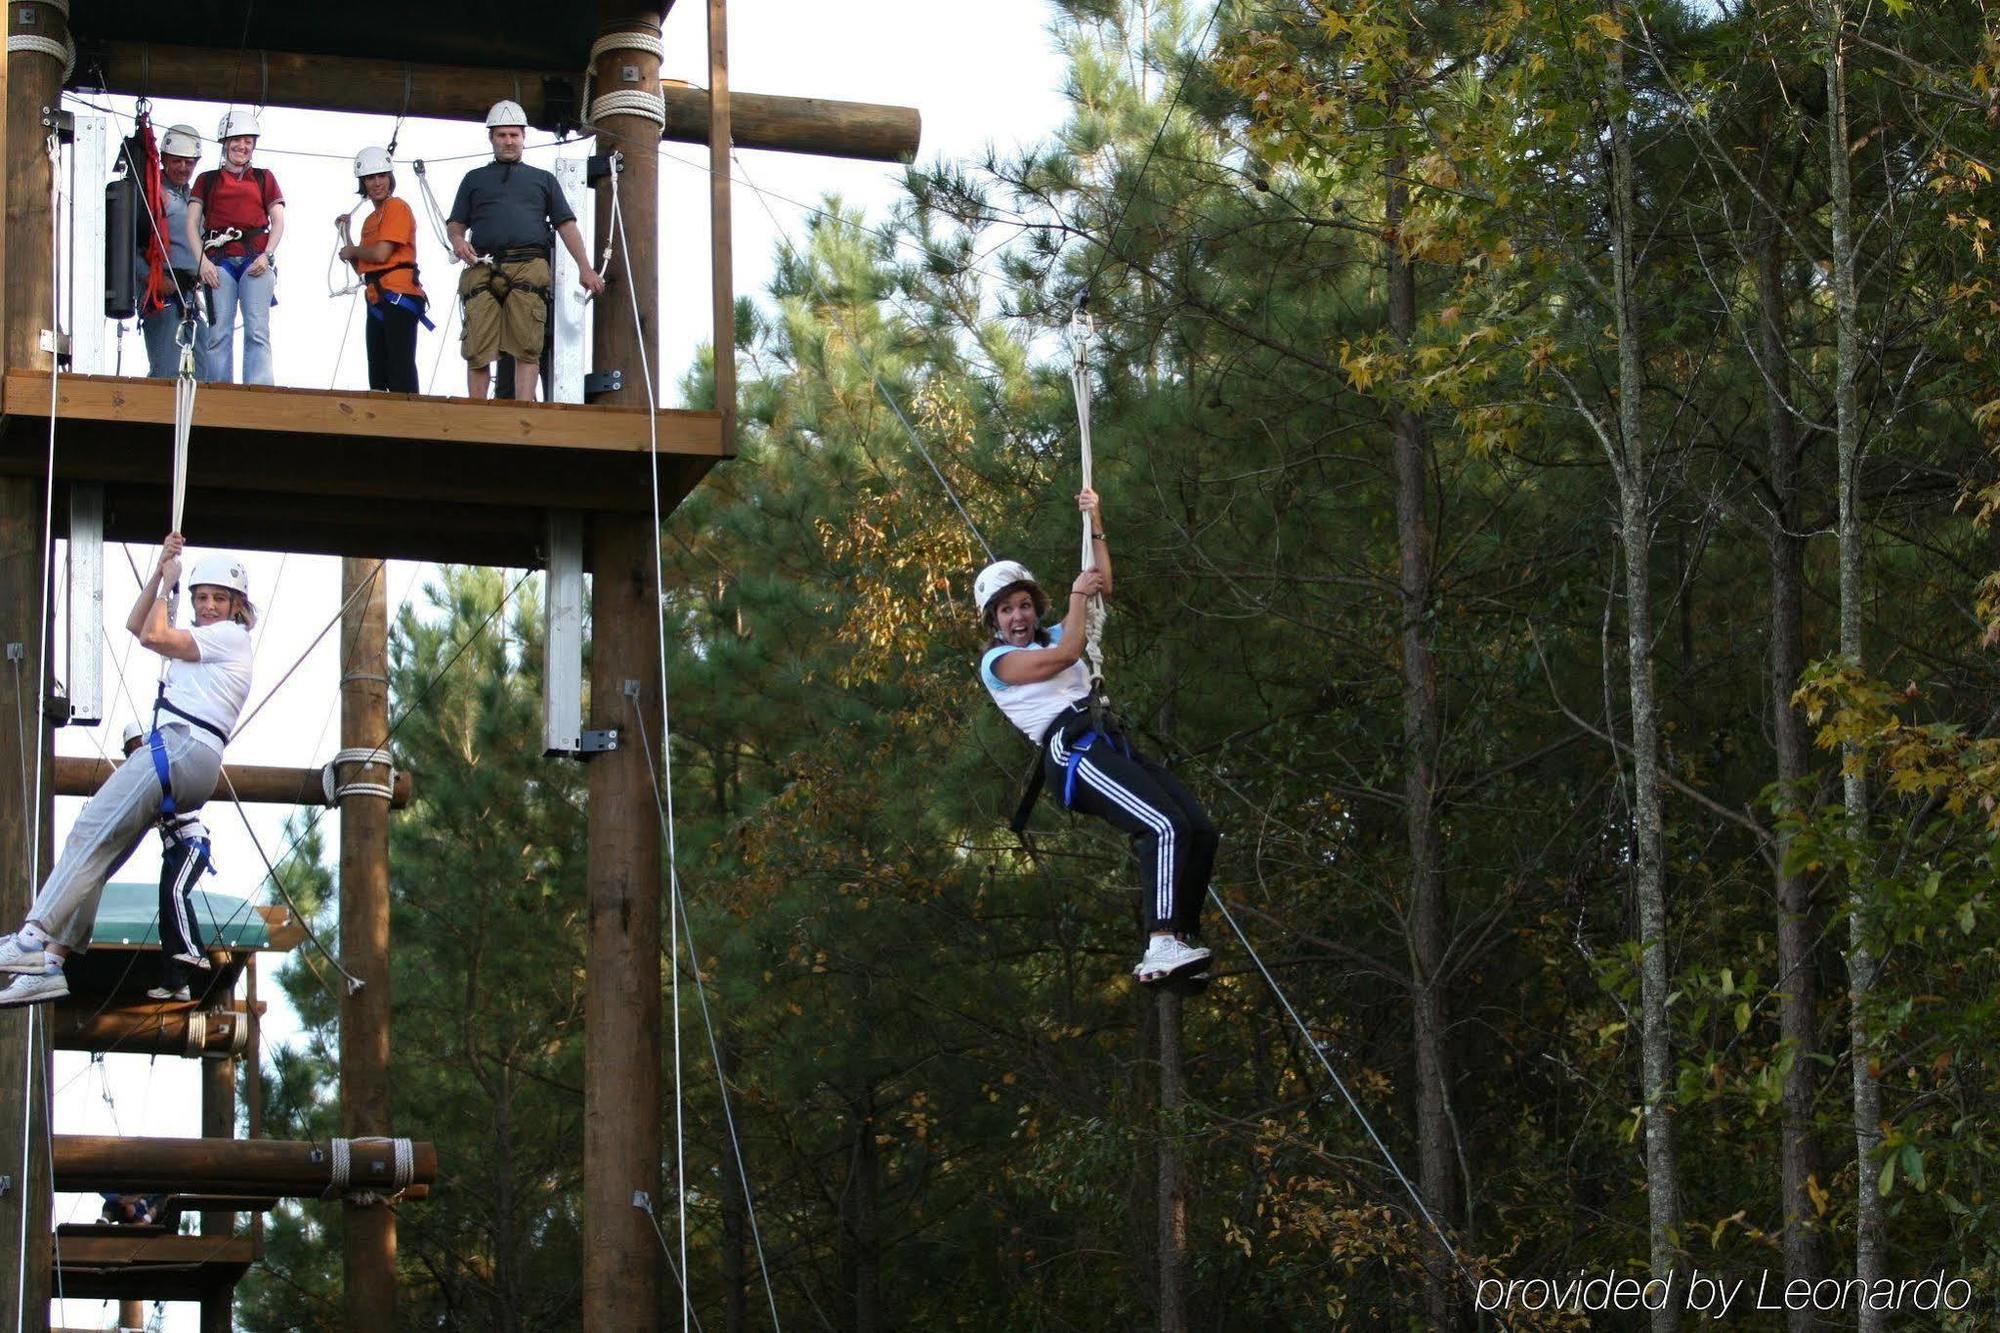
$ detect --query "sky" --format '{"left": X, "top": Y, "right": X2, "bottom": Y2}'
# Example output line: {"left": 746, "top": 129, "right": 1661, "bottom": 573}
{"left": 39, "top": 3, "right": 1074, "bottom": 1328}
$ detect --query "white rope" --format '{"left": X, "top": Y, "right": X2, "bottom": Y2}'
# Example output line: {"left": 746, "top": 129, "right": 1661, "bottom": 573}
{"left": 409, "top": 161, "right": 460, "bottom": 261}
{"left": 7, "top": 34, "right": 75, "bottom": 84}
{"left": 16, "top": 131, "right": 66, "bottom": 1331}
{"left": 327, "top": 1137, "right": 351, "bottom": 1194}
{"left": 171, "top": 331, "right": 197, "bottom": 533}
{"left": 608, "top": 161, "right": 691, "bottom": 1333}
{"left": 583, "top": 31, "right": 668, "bottom": 129}
{"left": 183, "top": 1009, "right": 207, "bottom": 1058}
{"left": 588, "top": 90, "right": 666, "bottom": 128}
{"left": 327, "top": 200, "right": 367, "bottom": 298}
{"left": 1068, "top": 309, "right": 1107, "bottom": 690}
{"left": 322, "top": 746, "right": 396, "bottom": 803}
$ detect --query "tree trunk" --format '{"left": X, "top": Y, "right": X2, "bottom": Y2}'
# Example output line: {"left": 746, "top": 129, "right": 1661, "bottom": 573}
{"left": 842, "top": 1090, "right": 881, "bottom": 1332}
{"left": 1820, "top": 6, "right": 1884, "bottom": 1320}
{"left": 1609, "top": 24, "right": 1682, "bottom": 1325}
{"left": 1756, "top": 204, "right": 1827, "bottom": 1323}
{"left": 719, "top": 1034, "right": 748, "bottom": 1333}
{"left": 1386, "top": 145, "right": 1460, "bottom": 1330}
{"left": 1157, "top": 989, "right": 1189, "bottom": 1333}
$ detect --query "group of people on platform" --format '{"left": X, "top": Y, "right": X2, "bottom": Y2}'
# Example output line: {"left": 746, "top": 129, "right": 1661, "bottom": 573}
{"left": 134, "top": 99, "right": 603, "bottom": 400}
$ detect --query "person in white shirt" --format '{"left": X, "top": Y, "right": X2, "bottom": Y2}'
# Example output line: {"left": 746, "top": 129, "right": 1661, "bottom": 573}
{"left": 0, "top": 534, "right": 255, "bottom": 1006}
{"left": 976, "top": 490, "right": 1219, "bottom": 985}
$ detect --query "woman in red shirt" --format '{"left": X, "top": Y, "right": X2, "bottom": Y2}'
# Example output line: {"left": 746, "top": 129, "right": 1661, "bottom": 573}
{"left": 339, "top": 146, "right": 430, "bottom": 393}
{"left": 185, "top": 109, "right": 284, "bottom": 385}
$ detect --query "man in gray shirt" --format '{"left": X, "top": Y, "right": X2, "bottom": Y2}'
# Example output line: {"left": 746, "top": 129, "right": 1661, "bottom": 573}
{"left": 136, "top": 125, "right": 213, "bottom": 379}
{"left": 446, "top": 100, "right": 603, "bottom": 401}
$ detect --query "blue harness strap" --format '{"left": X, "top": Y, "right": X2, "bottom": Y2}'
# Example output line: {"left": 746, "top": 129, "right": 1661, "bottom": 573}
{"left": 1060, "top": 727, "right": 1132, "bottom": 810}
{"left": 367, "top": 288, "right": 435, "bottom": 330}
{"left": 147, "top": 728, "right": 176, "bottom": 817}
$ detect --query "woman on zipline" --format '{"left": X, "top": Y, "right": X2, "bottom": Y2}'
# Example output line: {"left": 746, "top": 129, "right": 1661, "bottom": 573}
{"left": 0, "top": 533, "right": 255, "bottom": 1007}
{"left": 976, "top": 489, "right": 1218, "bottom": 984}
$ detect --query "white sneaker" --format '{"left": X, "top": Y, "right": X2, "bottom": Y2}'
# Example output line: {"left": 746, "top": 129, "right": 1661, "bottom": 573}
{"left": 0, "top": 969, "right": 66, "bottom": 1008}
{"left": 0, "top": 934, "right": 47, "bottom": 976}
{"left": 146, "top": 984, "right": 191, "bottom": 1002}
{"left": 1132, "top": 936, "right": 1211, "bottom": 984}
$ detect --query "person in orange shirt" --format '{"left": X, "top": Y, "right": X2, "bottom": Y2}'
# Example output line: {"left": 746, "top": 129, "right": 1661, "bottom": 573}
{"left": 338, "top": 146, "right": 431, "bottom": 393}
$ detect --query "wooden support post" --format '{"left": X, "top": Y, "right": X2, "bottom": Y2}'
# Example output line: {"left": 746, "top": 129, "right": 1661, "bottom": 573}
{"left": 338, "top": 557, "right": 396, "bottom": 1329}
{"left": 587, "top": 15, "right": 667, "bottom": 1326}
{"left": 119, "top": 1298, "right": 144, "bottom": 1330}
{"left": 200, "top": 1050, "right": 236, "bottom": 1333}
{"left": 708, "top": 0, "right": 735, "bottom": 447}
{"left": 1, "top": 6, "right": 65, "bottom": 1326}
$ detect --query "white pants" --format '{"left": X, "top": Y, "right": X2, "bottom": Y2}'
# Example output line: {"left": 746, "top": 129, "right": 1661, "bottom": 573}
{"left": 27, "top": 726, "right": 222, "bottom": 950}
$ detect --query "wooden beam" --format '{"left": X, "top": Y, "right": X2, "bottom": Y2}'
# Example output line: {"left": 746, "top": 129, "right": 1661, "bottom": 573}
{"left": 340, "top": 556, "right": 397, "bottom": 1329}
{"left": 91, "top": 41, "right": 921, "bottom": 162}
{"left": 54, "top": 756, "right": 413, "bottom": 809}
{"left": 52, "top": 1004, "right": 251, "bottom": 1058}
{"left": 1, "top": 372, "right": 726, "bottom": 456}
{"left": 51, "top": 1232, "right": 256, "bottom": 1305}
{"left": 53, "top": 1135, "right": 438, "bottom": 1197}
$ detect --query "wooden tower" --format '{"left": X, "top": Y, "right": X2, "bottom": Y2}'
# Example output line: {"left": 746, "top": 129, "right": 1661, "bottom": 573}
{"left": 0, "top": 2, "right": 919, "bottom": 1327}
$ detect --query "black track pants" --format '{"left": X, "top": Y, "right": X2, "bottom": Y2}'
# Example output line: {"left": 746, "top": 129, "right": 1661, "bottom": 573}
{"left": 157, "top": 833, "right": 210, "bottom": 988}
{"left": 1048, "top": 721, "right": 1218, "bottom": 935}
{"left": 365, "top": 299, "right": 423, "bottom": 394}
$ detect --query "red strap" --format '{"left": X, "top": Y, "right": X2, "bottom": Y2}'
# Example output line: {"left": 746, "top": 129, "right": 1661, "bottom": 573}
{"left": 136, "top": 117, "right": 170, "bottom": 317}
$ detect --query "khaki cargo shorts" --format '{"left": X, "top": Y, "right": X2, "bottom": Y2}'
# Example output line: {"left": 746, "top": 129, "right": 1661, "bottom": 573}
{"left": 458, "top": 256, "right": 550, "bottom": 367}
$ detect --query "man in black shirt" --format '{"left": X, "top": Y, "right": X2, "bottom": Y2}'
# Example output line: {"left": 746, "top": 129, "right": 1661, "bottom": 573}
{"left": 447, "top": 100, "right": 605, "bottom": 401}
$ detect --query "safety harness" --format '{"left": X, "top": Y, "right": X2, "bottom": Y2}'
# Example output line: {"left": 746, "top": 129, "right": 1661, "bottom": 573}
{"left": 363, "top": 262, "right": 435, "bottom": 330}
{"left": 1010, "top": 698, "right": 1131, "bottom": 834}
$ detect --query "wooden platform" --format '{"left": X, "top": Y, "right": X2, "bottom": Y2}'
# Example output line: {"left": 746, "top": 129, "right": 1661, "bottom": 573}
{"left": 51, "top": 1231, "right": 258, "bottom": 1304}
{"left": 0, "top": 373, "right": 727, "bottom": 566}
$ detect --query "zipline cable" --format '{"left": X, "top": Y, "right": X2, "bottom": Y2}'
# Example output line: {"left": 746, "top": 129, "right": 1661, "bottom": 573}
{"left": 629, "top": 694, "right": 783, "bottom": 1332}
{"left": 607, "top": 154, "right": 692, "bottom": 1333}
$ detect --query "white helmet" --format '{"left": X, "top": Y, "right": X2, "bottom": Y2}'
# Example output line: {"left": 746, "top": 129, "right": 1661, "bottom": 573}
{"left": 160, "top": 124, "right": 202, "bottom": 159}
{"left": 187, "top": 552, "right": 255, "bottom": 627}
{"left": 216, "top": 108, "right": 261, "bottom": 141}
{"left": 120, "top": 720, "right": 144, "bottom": 750}
{"left": 973, "top": 559, "right": 1041, "bottom": 622}
{"left": 353, "top": 146, "right": 393, "bottom": 178}
{"left": 485, "top": 100, "right": 529, "bottom": 129}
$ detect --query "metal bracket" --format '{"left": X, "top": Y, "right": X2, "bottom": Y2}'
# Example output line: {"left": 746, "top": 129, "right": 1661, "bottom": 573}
{"left": 584, "top": 369, "right": 623, "bottom": 399}
{"left": 586, "top": 152, "right": 621, "bottom": 185}
{"left": 39, "top": 328, "right": 70, "bottom": 358}
{"left": 0, "top": 1175, "right": 10, "bottom": 1198}
{"left": 579, "top": 728, "right": 620, "bottom": 754}
{"left": 39, "top": 106, "right": 73, "bottom": 143}
{"left": 632, "top": 1190, "right": 652, "bottom": 1211}
{"left": 4, "top": 643, "right": 22, "bottom": 663}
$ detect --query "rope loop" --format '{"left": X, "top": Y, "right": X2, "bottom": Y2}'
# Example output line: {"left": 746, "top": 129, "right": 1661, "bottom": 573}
{"left": 587, "top": 89, "right": 666, "bottom": 128}
{"left": 323, "top": 746, "right": 396, "bottom": 803}
{"left": 324, "top": 1135, "right": 415, "bottom": 1204}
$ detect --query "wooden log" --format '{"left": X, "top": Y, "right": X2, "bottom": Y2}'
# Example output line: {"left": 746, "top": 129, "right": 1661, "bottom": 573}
{"left": 587, "top": 15, "right": 666, "bottom": 1325}
{"left": 52, "top": 1004, "right": 251, "bottom": 1058}
{"left": 2, "top": 5, "right": 66, "bottom": 1324}
{"left": 709, "top": 0, "right": 736, "bottom": 450}
{"left": 90, "top": 41, "right": 921, "bottom": 162}
{"left": 340, "top": 556, "right": 396, "bottom": 1329}
{"left": 52, "top": 1135, "right": 437, "bottom": 1197}
{"left": 54, "top": 755, "right": 413, "bottom": 809}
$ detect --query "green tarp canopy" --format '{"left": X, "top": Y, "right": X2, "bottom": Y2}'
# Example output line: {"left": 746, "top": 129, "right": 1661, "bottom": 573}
{"left": 87, "top": 882, "right": 270, "bottom": 950}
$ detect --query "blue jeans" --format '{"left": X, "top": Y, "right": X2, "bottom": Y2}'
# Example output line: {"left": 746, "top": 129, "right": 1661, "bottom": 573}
{"left": 204, "top": 257, "right": 275, "bottom": 384}
{"left": 140, "top": 293, "right": 212, "bottom": 380}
